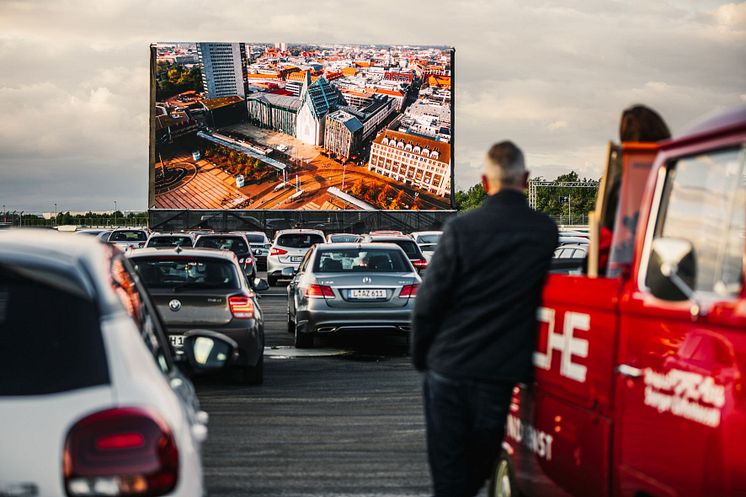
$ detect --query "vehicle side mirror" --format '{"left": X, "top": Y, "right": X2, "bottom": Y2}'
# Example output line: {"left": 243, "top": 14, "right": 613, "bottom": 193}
{"left": 281, "top": 267, "right": 297, "bottom": 277}
{"left": 183, "top": 330, "right": 237, "bottom": 371}
{"left": 253, "top": 278, "right": 270, "bottom": 291}
{"left": 647, "top": 238, "right": 696, "bottom": 301}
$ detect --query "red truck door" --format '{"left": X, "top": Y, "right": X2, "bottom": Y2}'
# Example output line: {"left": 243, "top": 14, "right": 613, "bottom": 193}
{"left": 508, "top": 274, "right": 621, "bottom": 497}
{"left": 615, "top": 144, "right": 746, "bottom": 497}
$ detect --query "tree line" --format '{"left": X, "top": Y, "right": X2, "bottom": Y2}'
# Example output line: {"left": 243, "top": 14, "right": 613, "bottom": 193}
{"left": 455, "top": 171, "right": 599, "bottom": 222}
{"left": 155, "top": 62, "right": 203, "bottom": 100}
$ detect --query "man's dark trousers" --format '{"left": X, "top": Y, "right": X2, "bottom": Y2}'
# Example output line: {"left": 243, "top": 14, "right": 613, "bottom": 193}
{"left": 424, "top": 370, "right": 514, "bottom": 497}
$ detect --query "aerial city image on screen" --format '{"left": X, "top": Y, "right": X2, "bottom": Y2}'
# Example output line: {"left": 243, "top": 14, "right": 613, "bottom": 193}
{"left": 152, "top": 42, "right": 454, "bottom": 211}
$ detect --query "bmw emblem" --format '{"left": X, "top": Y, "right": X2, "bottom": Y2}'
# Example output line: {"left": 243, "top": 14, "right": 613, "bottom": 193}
{"left": 169, "top": 299, "right": 182, "bottom": 312}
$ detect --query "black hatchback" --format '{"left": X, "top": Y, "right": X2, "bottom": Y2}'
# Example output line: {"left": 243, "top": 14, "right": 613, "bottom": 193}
{"left": 194, "top": 233, "right": 256, "bottom": 280}
{"left": 128, "top": 247, "right": 266, "bottom": 384}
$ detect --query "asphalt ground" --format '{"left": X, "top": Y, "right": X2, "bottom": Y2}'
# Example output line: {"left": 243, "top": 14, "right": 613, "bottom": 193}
{"left": 195, "top": 283, "right": 443, "bottom": 497}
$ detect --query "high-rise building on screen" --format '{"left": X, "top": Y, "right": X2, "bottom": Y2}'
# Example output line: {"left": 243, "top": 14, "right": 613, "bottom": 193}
{"left": 197, "top": 43, "right": 248, "bottom": 98}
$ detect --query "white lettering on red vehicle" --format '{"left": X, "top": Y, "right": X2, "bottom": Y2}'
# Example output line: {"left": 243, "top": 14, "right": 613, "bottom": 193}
{"left": 533, "top": 308, "right": 590, "bottom": 383}
{"left": 643, "top": 368, "right": 725, "bottom": 428}
{"left": 506, "top": 414, "right": 554, "bottom": 461}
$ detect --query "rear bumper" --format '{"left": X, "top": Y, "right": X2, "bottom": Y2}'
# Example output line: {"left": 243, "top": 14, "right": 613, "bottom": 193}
{"left": 267, "top": 258, "right": 299, "bottom": 279}
{"left": 296, "top": 305, "right": 414, "bottom": 336}
{"left": 167, "top": 319, "right": 263, "bottom": 367}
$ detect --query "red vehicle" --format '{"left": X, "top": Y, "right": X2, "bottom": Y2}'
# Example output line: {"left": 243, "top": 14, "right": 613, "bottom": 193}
{"left": 493, "top": 106, "right": 746, "bottom": 497}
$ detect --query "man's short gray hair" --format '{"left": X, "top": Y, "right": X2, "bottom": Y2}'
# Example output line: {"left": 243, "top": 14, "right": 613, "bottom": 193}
{"left": 485, "top": 141, "right": 526, "bottom": 186}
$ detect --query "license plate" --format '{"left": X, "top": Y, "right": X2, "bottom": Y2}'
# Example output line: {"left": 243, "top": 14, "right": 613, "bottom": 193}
{"left": 290, "top": 256, "right": 303, "bottom": 262}
{"left": 350, "top": 289, "right": 387, "bottom": 299}
{"left": 169, "top": 335, "right": 185, "bottom": 348}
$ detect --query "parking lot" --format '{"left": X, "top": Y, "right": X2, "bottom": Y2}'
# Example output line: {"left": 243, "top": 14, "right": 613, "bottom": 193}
{"left": 197, "top": 282, "right": 433, "bottom": 496}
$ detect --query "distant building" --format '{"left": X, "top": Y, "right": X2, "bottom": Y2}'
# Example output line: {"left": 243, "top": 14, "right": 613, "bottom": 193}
{"left": 368, "top": 129, "right": 451, "bottom": 197}
{"left": 197, "top": 43, "right": 248, "bottom": 98}
{"left": 296, "top": 73, "right": 343, "bottom": 146}
{"left": 155, "top": 113, "right": 198, "bottom": 144}
{"left": 247, "top": 93, "right": 301, "bottom": 136}
{"left": 200, "top": 96, "right": 248, "bottom": 128}
{"left": 384, "top": 71, "right": 414, "bottom": 83}
{"left": 324, "top": 95, "right": 395, "bottom": 160}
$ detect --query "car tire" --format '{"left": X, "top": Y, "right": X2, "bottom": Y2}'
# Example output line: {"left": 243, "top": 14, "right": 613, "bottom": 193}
{"left": 234, "top": 355, "right": 264, "bottom": 386}
{"left": 268, "top": 274, "right": 278, "bottom": 287}
{"left": 490, "top": 453, "right": 521, "bottom": 497}
{"left": 294, "top": 329, "right": 313, "bottom": 349}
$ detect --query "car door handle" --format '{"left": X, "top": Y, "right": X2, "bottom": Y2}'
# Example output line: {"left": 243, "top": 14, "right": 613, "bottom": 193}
{"left": 616, "top": 364, "right": 644, "bottom": 379}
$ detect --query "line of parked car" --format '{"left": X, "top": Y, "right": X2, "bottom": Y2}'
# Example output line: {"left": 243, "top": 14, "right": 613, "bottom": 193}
{"left": 0, "top": 225, "right": 442, "bottom": 495}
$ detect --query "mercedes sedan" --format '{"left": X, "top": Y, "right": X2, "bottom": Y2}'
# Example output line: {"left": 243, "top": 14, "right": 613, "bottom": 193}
{"left": 286, "top": 243, "right": 420, "bottom": 348}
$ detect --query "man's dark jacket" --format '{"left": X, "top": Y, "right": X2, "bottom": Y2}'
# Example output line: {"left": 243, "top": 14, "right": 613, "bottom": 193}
{"left": 411, "top": 190, "right": 558, "bottom": 383}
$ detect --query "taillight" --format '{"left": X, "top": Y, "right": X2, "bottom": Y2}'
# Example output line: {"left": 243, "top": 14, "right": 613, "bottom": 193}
{"left": 412, "top": 259, "right": 428, "bottom": 269}
{"left": 229, "top": 295, "right": 255, "bottom": 318}
{"left": 238, "top": 258, "right": 245, "bottom": 264}
{"left": 270, "top": 248, "right": 287, "bottom": 256}
{"left": 63, "top": 407, "right": 178, "bottom": 497}
{"left": 305, "top": 284, "right": 335, "bottom": 299}
{"left": 400, "top": 284, "right": 419, "bottom": 298}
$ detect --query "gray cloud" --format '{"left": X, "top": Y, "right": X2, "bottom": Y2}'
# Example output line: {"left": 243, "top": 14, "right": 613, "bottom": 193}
{"left": 0, "top": 0, "right": 744, "bottom": 211}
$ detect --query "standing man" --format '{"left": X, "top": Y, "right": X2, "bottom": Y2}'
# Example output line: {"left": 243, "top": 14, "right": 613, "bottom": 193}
{"left": 412, "top": 141, "right": 558, "bottom": 497}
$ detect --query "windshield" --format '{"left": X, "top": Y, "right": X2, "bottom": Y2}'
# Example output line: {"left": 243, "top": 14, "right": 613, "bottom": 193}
{"left": 132, "top": 257, "right": 240, "bottom": 290}
{"left": 329, "top": 234, "right": 359, "bottom": 243}
{"left": 314, "top": 248, "right": 411, "bottom": 273}
{"left": 110, "top": 230, "right": 147, "bottom": 242}
{"left": 148, "top": 236, "right": 193, "bottom": 248}
{"left": 276, "top": 233, "right": 324, "bottom": 249}
{"left": 195, "top": 236, "right": 249, "bottom": 254}
{"left": 415, "top": 234, "right": 441, "bottom": 244}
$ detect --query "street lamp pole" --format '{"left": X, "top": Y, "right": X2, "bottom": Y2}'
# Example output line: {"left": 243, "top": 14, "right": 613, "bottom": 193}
{"left": 114, "top": 201, "right": 118, "bottom": 227}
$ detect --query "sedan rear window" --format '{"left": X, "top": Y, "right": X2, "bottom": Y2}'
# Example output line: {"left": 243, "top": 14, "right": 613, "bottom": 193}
{"left": 132, "top": 257, "right": 240, "bottom": 290}
{"left": 110, "top": 230, "right": 147, "bottom": 242}
{"left": 195, "top": 236, "right": 249, "bottom": 254}
{"left": 277, "top": 233, "right": 324, "bottom": 249}
{"left": 244, "top": 234, "right": 267, "bottom": 244}
{"left": 147, "top": 236, "right": 193, "bottom": 248}
{"left": 314, "top": 249, "right": 411, "bottom": 273}
{"left": 329, "top": 234, "right": 360, "bottom": 243}
{"left": 372, "top": 239, "right": 422, "bottom": 259}
{"left": 0, "top": 266, "right": 109, "bottom": 396}
{"left": 415, "top": 234, "right": 441, "bottom": 244}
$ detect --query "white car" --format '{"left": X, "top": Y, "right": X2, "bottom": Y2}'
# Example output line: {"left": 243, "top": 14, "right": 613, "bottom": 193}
{"left": 104, "top": 228, "right": 149, "bottom": 250}
{"left": 0, "top": 230, "right": 236, "bottom": 497}
{"left": 266, "top": 229, "right": 325, "bottom": 286}
{"left": 410, "top": 231, "right": 442, "bottom": 262}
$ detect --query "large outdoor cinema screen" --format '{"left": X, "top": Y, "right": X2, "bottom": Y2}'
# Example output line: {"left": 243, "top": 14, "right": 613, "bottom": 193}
{"left": 150, "top": 42, "right": 454, "bottom": 211}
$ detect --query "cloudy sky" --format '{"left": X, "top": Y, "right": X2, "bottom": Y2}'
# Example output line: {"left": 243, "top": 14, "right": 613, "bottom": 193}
{"left": 0, "top": 0, "right": 744, "bottom": 212}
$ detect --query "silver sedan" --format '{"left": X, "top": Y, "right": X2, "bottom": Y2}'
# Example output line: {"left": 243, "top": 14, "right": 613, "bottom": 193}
{"left": 286, "top": 243, "right": 421, "bottom": 348}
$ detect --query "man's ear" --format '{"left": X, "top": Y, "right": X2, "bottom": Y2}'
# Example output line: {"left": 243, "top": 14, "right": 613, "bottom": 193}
{"left": 481, "top": 174, "right": 490, "bottom": 193}
{"left": 522, "top": 171, "right": 530, "bottom": 189}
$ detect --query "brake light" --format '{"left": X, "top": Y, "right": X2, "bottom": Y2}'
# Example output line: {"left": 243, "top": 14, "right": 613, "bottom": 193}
{"left": 229, "top": 295, "right": 255, "bottom": 318}
{"left": 63, "top": 407, "right": 178, "bottom": 497}
{"left": 412, "top": 259, "right": 428, "bottom": 269}
{"left": 270, "top": 248, "right": 287, "bottom": 256}
{"left": 305, "top": 284, "right": 335, "bottom": 299}
{"left": 400, "top": 284, "right": 419, "bottom": 298}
